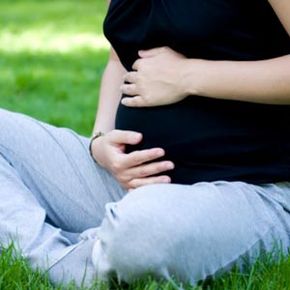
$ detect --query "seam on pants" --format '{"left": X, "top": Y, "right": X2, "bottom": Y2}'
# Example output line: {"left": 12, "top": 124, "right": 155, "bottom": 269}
{"left": 47, "top": 239, "right": 86, "bottom": 270}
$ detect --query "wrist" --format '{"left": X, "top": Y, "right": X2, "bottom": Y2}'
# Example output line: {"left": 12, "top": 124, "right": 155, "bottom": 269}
{"left": 89, "top": 131, "right": 105, "bottom": 161}
{"left": 181, "top": 59, "right": 210, "bottom": 97}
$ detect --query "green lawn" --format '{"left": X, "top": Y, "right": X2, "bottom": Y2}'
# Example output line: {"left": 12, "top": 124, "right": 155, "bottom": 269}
{"left": 0, "top": 1, "right": 290, "bottom": 289}
{"left": 0, "top": 0, "right": 108, "bottom": 136}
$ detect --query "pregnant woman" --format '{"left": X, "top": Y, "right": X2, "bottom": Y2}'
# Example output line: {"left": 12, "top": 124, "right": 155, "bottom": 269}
{"left": 1, "top": 0, "right": 290, "bottom": 287}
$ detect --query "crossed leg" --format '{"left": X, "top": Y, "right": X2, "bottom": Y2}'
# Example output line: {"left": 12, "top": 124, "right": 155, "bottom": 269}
{"left": 0, "top": 108, "right": 126, "bottom": 286}
{"left": 93, "top": 181, "right": 290, "bottom": 286}
{"left": 0, "top": 108, "right": 289, "bottom": 287}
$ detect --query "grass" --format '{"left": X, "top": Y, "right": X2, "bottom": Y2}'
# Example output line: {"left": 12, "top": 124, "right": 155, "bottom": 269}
{"left": 1, "top": 244, "right": 290, "bottom": 290}
{"left": 0, "top": 0, "right": 108, "bottom": 136}
{"left": 0, "top": 0, "right": 290, "bottom": 289}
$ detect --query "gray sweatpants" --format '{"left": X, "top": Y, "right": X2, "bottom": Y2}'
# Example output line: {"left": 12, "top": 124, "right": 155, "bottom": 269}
{"left": 0, "top": 108, "right": 289, "bottom": 287}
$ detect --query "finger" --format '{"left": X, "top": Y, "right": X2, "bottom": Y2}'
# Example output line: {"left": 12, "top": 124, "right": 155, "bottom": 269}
{"left": 121, "top": 96, "right": 144, "bottom": 107}
{"left": 128, "top": 175, "right": 171, "bottom": 189}
{"left": 108, "top": 130, "right": 143, "bottom": 145}
{"left": 138, "top": 47, "right": 169, "bottom": 58}
{"left": 132, "top": 59, "right": 141, "bottom": 71}
{"left": 123, "top": 147, "right": 165, "bottom": 168}
{"left": 126, "top": 160, "right": 175, "bottom": 178}
{"left": 123, "top": 72, "right": 138, "bottom": 84}
{"left": 120, "top": 84, "right": 138, "bottom": 96}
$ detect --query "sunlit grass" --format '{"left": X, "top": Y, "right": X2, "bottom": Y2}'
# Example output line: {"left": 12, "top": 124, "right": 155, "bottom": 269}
{"left": 0, "top": 30, "right": 109, "bottom": 53}
{"left": 0, "top": 0, "right": 109, "bottom": 136}
{"left": 0, "top": 0, "right": 106, "bottom": 34}
{"left": 0, "top": 0, "right": 109, "bottom": 54}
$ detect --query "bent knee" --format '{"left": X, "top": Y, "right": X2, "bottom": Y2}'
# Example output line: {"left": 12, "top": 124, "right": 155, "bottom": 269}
{"left": 0, "top": 109, "right": 27, "bottom": 146}
{"left": 95, "top": 184, "right": 220, "bottom": 282}
{"left": 94, "top": 182, "right": 273, "bottom": 283}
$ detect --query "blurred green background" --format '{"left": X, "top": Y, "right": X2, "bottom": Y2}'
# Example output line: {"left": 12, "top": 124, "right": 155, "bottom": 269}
{"left": 0, "top": 0, "right": 109, "bottom": 136}
{"left": 1, "top": 3, "right": 290, "bottom": 290}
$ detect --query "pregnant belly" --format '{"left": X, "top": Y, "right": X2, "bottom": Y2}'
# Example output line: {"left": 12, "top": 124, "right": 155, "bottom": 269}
{"left": 115, "top": 98, "right": 202, "bottom": 155}
{"left": 115, "top": 96, "right": 290, "bottom": 183}
{"left": 115, "top": 96, "right": 260, "bottom": 160}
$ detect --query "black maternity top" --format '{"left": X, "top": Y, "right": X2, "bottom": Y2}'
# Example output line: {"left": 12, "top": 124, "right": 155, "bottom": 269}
{"left": 103, "top": 0, "right": 290, "bottom": 184}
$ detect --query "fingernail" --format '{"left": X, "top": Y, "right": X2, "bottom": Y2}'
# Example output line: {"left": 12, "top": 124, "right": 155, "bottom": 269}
{"left": 121, "top": 99, "right": 128, "bottom": 106}
{"left": 135, "top": 133, "right": 142, "bottom": 141}
{"left": 163, "top": 176, "right": 171, "bottom": 183}
{"left": 167, "top": 162, "right": 175, "bottom": 169}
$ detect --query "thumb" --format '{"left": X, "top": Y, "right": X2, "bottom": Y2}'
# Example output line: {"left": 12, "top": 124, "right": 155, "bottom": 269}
{"left": 108, "top": 130, "right": 143, "bottom": 145}
{"left": 138, "top": 47, "right": 168, "bottom": 58}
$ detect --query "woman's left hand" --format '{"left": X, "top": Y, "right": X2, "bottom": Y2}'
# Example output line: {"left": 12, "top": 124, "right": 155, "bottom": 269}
{"left": 121, "top": 47, "right": 189, "bottom": 107}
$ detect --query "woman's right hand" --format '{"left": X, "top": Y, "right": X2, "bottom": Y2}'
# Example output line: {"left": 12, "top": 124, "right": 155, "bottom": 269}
{"left": 91, "top": 129, "right": 174, "bottom": 190}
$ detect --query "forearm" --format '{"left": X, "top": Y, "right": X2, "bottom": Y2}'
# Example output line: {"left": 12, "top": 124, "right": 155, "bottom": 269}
{"left": 93, "top": 55, "right": 126, "bottom": 134}
{"left": 184, "top": 54, "right": 290, "bottom": 105}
